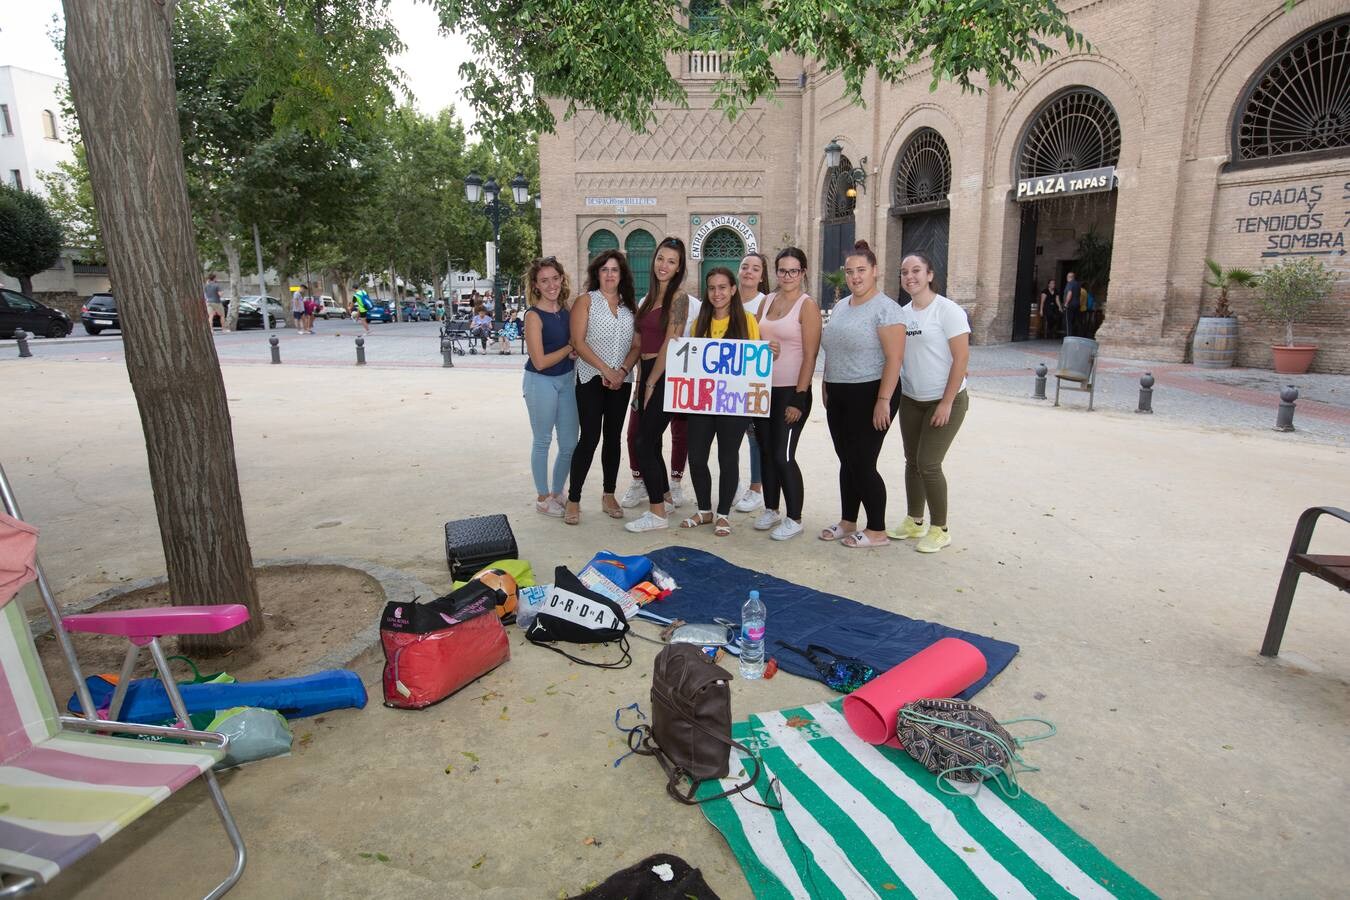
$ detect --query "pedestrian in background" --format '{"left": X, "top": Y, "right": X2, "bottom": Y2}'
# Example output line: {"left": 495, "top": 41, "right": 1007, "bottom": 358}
{"left": 204, "top": 273, "right": 227, "bottom": 332}
{"left": 1062, "top": 272, "right": 1081, "bottom": 339}
{"left": 1037, "top": 278, "right": 1059, "bottom": 339}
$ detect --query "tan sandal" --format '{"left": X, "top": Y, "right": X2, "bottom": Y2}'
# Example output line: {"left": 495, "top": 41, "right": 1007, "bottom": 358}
{"left": 563, "top": 501, "right": 580, "bottom": 526}
{"left": 680, "top": 511, "right": 713, "bottom": 529}
{"left": 714, "top": 515, "right": 732, "bottom": 537}
{"left": 601, "top": 495, "right": 624, "bottom": 519}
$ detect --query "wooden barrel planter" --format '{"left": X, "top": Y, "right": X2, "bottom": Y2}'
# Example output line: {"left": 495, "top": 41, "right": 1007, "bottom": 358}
{"left": 1192, "top": 316, "right": 1239, "bottom": 368}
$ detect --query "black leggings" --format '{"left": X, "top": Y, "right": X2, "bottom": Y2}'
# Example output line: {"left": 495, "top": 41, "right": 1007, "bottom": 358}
{"left": 686, "top": 414, "right": 748, "bottom": 516}
{"left": 569, "top": 375, "right": 633, "bottom": 502}
{"left": 633, "top": 357, "right": 672, "bottom": 504}
{"left": 824, "top": 380, "right": 900, "bottom": 532}
{"left": 753, "top": 386, "right": 811, "bottom": 521}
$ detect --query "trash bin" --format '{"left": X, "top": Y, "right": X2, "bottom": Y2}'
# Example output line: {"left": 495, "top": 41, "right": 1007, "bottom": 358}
{"left": 1056, "top": 337, "right": 1098, "bottom": 382}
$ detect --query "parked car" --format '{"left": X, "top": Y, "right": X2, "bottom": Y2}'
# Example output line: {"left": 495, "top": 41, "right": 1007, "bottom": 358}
{"left": 402, "top": 302, "right": 433, "bottom": 322}
{"left": 0, "top": 288, "right": 73, "bottom": 338}
{"left": 238, "top": 296, "right": 287, "bottom": 328}
{"left": 319, "top": 296, "right": 347, "bottom": 319}
{"left": 81, "top": 292, "right": 120, "bottom": 335}
{"left": 366, "top": 302, "right": 393, "bottom": 324}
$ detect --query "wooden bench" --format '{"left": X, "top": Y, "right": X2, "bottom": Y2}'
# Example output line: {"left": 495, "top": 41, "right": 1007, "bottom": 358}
{"left": 1260, "top": 506, "right": 1350, "bottom": 657}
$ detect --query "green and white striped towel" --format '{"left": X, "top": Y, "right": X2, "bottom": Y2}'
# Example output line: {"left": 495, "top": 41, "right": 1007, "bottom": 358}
{"left": 697, "top": 700, "right": 1155, "bottom": 899}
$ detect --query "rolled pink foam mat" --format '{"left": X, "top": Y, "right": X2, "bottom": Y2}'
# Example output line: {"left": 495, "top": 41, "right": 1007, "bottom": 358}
{"left": 842, "top": 637, "right": 987, "bottom": 748}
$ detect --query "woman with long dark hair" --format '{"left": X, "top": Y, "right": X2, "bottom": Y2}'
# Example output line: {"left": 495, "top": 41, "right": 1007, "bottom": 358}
{"left": 752, "top": 247, "right": 821, "bottom": 540}
{"left": 888, "top": 251, "right": 969, "bottom": 553}
{"left": 623, "top": 237, "right": 690, "bottom": 533}
{"left": 565, "top": 250, "right": 639, "bottom": 525}
{"left": 521, "top": 257, "right": 577, "bottom": 517}
{"left": 679, "top": 267, "right": 760, "bottom": 537}
{"left": 819, "top": 240, "right": 906, "bottom": 548}
{"left": 732, "top": 252, "right": 772, "bottom": 514}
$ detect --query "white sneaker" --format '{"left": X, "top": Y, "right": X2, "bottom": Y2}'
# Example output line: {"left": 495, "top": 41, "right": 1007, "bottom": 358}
{"left": 735, "top": 487, "right": 764, "bottom": 513}
{"left": 753, "top": 510, "right": 782, "bottom": 531}
{"left": 624, "top": 511, "right": 669, "bottom": 533}
{"left": 669, "top": 479, "right": 687, "bottom": 508}
{"left": 619, "top": 479, "right": 646, "bottom": 508}
{"left": 771, "top": 519, "right": 804, "bottom": 541}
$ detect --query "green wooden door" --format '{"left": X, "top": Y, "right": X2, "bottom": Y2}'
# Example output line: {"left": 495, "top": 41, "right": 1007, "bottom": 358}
{"left": 587, "top": 229, "right": 619, "bottom": 261}
{"left": 698, "top": 228, "right": 746, "bottom": 293}
{"left": 625, "top": 230, "right": 657, "bottom": 298}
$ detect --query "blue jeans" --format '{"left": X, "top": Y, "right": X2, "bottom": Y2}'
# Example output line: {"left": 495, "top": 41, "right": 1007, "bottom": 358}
{"left": 523, "top": 370, "right": 580, "bottom": 495}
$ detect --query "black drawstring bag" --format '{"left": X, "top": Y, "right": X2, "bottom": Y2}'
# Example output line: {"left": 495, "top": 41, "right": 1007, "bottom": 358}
{"left": 775, "top": 641, "right": 879, "bottom": 693}
{"left": 526, "top": 566, "right": 631, "bottom": 668}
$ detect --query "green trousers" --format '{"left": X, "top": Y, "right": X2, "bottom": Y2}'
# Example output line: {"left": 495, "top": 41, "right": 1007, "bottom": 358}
{"left": 898, "top": 390, "right": 968, "bottom": 527}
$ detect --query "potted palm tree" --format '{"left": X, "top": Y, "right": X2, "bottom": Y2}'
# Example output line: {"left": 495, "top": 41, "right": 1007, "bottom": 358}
{"left": 1192, "top": 259, "right": 1256, "bottom": 368}
{"left": 822, "top": 269, "right": 847, "bottom": 311}
{"left": 1256, "top": 257, "right": 1336, "bottom": 374}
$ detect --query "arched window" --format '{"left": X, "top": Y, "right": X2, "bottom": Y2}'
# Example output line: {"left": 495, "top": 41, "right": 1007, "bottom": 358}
{"left": 1017, "top": 88, "right": 1122, "bottom": 180}
{"left": 586, "top": 229, "right": 619, "bottom": 261}
{"left": 892, "top": 128, "right": 952, "bottom": 210}
{"left": 41, "top": 110, "right": 58, "bottom": 141}
{"left": 1233, "top": 16, "right": 1350, "bottom": 163}
{"left": 625, "top": 230, "right": 657, "bottom": 298}
{"left": 822, "top": 153, "right": 858, "bottom": 221}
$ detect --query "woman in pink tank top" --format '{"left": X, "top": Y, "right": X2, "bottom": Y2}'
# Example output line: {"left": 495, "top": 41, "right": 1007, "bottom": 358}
{"left": 750, "top": 247, "right": 822, "bottom": 541}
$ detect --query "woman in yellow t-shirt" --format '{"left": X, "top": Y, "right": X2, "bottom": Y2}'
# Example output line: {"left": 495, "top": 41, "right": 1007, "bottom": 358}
{"left": 677, "top": 267, "right": 760, "bottom": 536}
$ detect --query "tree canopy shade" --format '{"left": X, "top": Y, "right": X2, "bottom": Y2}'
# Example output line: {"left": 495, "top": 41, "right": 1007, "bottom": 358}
{"left": 0, "top": 185, "right": 64, "bottom": 296}
{"left": 433, "top": 0, "right": 1089, "bottom": 142}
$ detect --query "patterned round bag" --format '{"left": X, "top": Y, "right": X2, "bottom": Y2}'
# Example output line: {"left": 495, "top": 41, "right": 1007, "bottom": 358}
{"left": 896, "top": 698, "right": 1053, "bottom": 796}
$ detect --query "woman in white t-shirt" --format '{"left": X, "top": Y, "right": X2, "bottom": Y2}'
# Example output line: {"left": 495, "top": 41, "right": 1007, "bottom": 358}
{"left": 887, "top": 252, "right": 970, "bottom": 553}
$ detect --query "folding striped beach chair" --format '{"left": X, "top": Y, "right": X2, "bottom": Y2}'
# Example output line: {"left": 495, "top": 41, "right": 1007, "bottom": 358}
{"left": 0, "top": 463, "right": 248, "bottom": 898}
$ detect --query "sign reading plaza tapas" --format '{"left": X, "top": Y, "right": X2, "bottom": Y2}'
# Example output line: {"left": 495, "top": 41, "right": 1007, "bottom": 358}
{"left": 690, "top": 215, "right": 759, "bottom": 259}
{"left": 1016, "top": 166, "right": 1116, "bottom": 202}
{"left": 663, "top": 337, "right": 773, "bottom": 417}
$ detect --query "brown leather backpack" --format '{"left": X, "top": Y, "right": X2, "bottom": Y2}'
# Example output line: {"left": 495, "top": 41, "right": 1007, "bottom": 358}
{"left": 628, "top": 644, "right": 762, "bottom": 805}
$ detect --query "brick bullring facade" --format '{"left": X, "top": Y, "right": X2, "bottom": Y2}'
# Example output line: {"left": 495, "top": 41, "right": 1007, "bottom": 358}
{"left": 539, "top": 0, "right": 1349, "bottom": 372}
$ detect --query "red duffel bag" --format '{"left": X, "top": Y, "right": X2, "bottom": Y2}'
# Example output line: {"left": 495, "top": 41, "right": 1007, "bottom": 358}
{"left": 380, "top": 582, "right": 511, "bottom": 709}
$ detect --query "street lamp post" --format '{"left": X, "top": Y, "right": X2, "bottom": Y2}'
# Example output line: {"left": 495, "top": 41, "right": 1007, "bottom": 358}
{"left": 464, "top": 171, "right": 532, "bottom": 324}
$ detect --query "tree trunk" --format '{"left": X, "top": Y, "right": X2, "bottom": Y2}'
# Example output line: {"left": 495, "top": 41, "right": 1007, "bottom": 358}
{"left": 63, "top": 0, "right": 262, "bottom": 653}
{"left": 18, "top": 275, "right": 33, "bottom": 296}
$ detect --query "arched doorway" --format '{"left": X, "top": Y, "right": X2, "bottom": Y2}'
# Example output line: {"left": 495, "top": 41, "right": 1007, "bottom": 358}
{"left": 1010, "top": 87, "right": 1122, "bottom": 341}
{"left": 587, "top": 229, "right": 619, "bottom": 262}
{"left": 698, "top": 228, "right": 745, "bottom": 290}
{"left": 819, "top": 154, "right": 857, "bottom": 308}
{"left": 890, "top": 128, "right": 952, "bottom": 304}
{"left": 625, "top": 230, "right": 657, "bottom": 298}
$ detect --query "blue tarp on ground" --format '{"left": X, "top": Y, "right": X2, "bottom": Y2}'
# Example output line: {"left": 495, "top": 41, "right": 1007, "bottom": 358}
{"left": 645, "top": 547, "right": 1018, "bottom": 698}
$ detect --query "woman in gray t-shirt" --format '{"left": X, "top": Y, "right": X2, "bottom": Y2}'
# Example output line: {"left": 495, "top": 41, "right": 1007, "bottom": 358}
{"left": 818, "top": 240, "right": 906, "bottom": 548}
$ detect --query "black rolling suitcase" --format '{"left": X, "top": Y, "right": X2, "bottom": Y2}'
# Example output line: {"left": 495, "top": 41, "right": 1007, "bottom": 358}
{"left": 444, "top": 514, "right": 518, "bottom": 581}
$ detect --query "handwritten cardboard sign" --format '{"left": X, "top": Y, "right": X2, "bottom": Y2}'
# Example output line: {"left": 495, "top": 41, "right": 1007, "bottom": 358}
{"left": 663, "top": 337, "right": 773, "bottom": 417}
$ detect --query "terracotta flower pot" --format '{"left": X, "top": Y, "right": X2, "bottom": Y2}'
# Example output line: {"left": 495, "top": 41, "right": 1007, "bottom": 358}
{"left": 1270, "top": 344, "right": 1317, "bottom": 375}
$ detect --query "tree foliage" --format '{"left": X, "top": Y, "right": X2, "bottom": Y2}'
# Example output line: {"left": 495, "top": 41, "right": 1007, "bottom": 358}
{"left": 433, "top": 0, "right": 1088, "bottom": 142}
{"left": 39, "top": 143, "right": 105, "bottom": 264}
{"left": 0, "top": 184, "right": 64, "bottom": 295}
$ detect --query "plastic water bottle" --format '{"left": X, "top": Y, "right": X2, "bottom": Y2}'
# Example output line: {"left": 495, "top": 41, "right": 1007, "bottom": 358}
{"left": 739, "top": 590, "right": 766, "bottom": 679}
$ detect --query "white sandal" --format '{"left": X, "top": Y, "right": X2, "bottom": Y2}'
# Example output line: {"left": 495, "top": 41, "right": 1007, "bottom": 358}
{"left": 680, "top": 511, "right": 713, "bottom": 529}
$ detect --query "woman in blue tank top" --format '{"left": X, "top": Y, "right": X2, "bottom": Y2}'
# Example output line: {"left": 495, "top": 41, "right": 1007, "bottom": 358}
{"left": 522, "top": 257, "right": 578, "bottom": 517}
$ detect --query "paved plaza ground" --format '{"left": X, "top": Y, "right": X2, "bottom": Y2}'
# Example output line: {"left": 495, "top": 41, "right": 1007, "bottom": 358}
{"left": 2, "top": 325, "right": 1349, "bottom": 898}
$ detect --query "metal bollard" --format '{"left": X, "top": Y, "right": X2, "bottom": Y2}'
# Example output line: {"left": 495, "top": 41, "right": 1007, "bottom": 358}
{"left": 269, "top": 335, "right": 281, "bottom": 364}
{"left": 1274, "top": 385, "right": 1298, "bottom": 432}
{"left": 14, "top": 329, "right": 32, "bottom": 359}
{"left": 1032, "top": 363, "right": 1047, "bottom": 400}
{"left": 1136, "top": 372, "right": 1154, "bottom": 414}
{"left": 355, "top": 335, "right": 366, "bottom": 366}
{"left": 440, "top": 336, "right": 454, "bottom": 368}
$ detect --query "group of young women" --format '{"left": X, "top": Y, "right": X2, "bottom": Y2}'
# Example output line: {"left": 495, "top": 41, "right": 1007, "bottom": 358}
{"left": 518, "top": 236, "right": 969, "bottom": 552}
